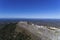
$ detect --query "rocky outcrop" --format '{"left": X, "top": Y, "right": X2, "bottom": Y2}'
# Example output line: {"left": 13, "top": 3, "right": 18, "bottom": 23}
{"left": 16, "top": 21, "right": 60, "bottom": 40}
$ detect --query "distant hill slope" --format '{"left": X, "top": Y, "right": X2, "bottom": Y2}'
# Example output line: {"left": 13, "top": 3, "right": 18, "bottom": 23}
{"left": 0, "top": 22, "right": 33, "bottom": 40}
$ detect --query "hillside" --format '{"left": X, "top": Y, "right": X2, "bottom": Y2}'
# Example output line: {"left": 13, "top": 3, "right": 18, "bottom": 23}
{"left": 0, "top": 21, "right": 60, "bottom": 40}
{"left": 0, "top": 22, "right": 32, "bottom": 40}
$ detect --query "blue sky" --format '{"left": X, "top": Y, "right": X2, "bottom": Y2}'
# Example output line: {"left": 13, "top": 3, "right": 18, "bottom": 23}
{"left": 0, "top": 0, "right": 60, "bottom": 18}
